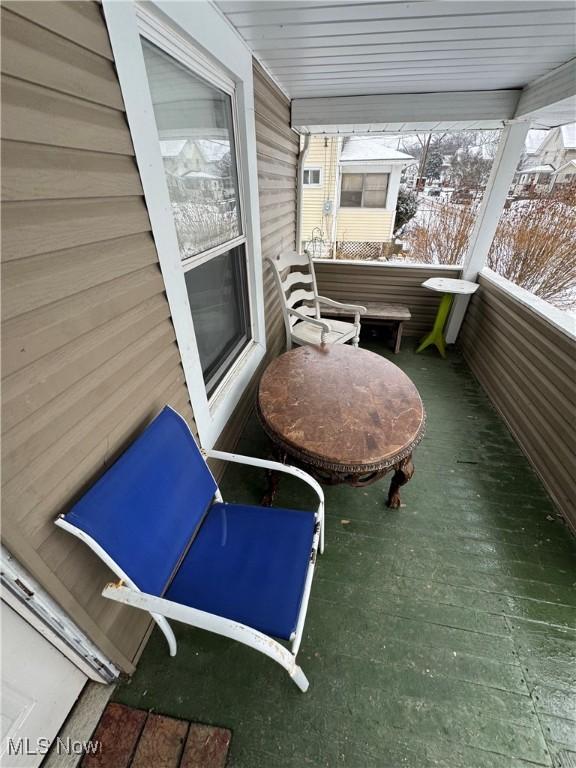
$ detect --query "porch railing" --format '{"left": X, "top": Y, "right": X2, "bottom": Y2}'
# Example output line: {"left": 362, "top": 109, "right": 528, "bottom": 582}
{"left": 313, "top": 259, "right": 462, "bottom": 338}
{"left": 460, "top": 267, "right": 576, "bottom": 532}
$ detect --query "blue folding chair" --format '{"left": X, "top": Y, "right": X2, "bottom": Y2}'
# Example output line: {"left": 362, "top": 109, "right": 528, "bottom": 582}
{"left": 56, "top": 407, "right": 324, "bottom": 691}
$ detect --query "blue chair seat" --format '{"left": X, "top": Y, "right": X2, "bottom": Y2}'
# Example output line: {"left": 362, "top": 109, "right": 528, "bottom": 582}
{"left": 165, "top": 502, "right": 316, "bottom": 640}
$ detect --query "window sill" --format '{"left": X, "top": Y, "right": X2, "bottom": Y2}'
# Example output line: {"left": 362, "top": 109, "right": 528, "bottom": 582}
{"left": 203, "top": 338, "right": 266, "bottom": 446}
{"left": 339, "top": 207, "right": 393, "bottom": 211}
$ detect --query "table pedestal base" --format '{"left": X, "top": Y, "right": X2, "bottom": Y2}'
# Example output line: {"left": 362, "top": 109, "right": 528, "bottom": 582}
{"left": 416, "top": 292, "right": 453, "bottom": 358}
{"left": 262, "top": 447, "right": 415, "bottom": 509}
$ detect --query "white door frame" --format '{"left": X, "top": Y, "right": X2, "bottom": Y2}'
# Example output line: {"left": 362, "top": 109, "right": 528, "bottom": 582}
{"left": 1, "top": 547, "right": 119, "bottom": 684}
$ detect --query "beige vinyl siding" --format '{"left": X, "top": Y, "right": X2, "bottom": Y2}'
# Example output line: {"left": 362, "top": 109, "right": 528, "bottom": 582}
{"left": 254, "top": 61, "right": 298, "bottom": 360}
{"left": 336, "top": 207, "right": 394, "bottom": 242}
{"left": 460, "top": 273, "right": 576, "bottom": 532}
{"left": 301, "top": 135, "right": 339, "bottom": 247}
{"left": 1, "top": 1, "right": 195, "bottom": 672}
{"left": 313, "top": 260, "right": 463, "bottom": 336}
{"left": 1, "top": 6, "right": 296, "bottom": 674}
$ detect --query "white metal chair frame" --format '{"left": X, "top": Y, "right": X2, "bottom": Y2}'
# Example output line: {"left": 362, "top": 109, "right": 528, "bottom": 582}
{"left": 56, "top": 445, "right": 325, "bottom": 693}
{"left": 267, "top": 251, "right": 366, "bottom": 348}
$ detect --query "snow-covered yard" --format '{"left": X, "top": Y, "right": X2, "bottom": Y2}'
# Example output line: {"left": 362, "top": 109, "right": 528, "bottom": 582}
{"left": 399, "top": 193, "right": 576, "bottom": 311}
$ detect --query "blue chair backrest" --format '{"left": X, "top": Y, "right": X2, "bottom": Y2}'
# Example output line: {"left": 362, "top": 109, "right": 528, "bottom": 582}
{"left": 62, "top": 407, "right": 217, "bottom": 595}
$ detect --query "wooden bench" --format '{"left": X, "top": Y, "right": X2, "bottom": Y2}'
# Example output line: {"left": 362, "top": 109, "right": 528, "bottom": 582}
{"left": 322, "top": 302, "right": 411, "bottom": 353}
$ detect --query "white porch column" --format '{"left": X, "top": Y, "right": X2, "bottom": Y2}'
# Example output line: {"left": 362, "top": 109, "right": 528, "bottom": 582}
{"left": 445, "top": 121, "right": 531, "bottom": 343}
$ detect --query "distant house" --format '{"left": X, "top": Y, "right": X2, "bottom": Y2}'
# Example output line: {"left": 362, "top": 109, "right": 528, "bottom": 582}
{"left": 516, "top": 124, "right": 576, "bottom": 193}
{"left": 301, "top": 136, "right": 414, "bottom": 257}
{"left": 161, "top": 138, "right": 233, "bottom": 200}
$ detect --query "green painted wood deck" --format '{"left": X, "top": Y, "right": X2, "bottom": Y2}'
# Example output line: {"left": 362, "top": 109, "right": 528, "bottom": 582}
{"left": 114, "top": 344, "right": 576, "bottom": 768}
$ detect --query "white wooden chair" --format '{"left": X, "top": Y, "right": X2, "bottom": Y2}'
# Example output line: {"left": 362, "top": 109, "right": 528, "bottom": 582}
{"left": 267, "top": 251, "right": 366, "bottom": 348}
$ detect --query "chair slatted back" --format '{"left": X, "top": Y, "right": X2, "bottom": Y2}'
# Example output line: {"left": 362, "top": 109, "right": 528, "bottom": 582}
{"left": 283, "top": 270, "right": 314, "bottom": 293}
{"left": 61, "top": 407, "right": 217, "bottom": 596}
{"left": 270, "top": 250, "right": 310, "bottom": 273}
{"left": 267, "top": 251, "right": 321, "bottom": 336}
{"left": 285, "top": 288, "right": 318, "bottom": 326}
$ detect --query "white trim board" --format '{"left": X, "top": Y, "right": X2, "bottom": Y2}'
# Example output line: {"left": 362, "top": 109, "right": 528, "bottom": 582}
{"left": 313, "top": 259, "right": 462, "bottom": 272}
{"left": 291, "top": 90, "right": 521, "bottom": 133}
{"left": 515, "top": 58, "right": 576, "bottom": 120}
{"left": 102, "top": 0, "right": 265, "bottom": 449}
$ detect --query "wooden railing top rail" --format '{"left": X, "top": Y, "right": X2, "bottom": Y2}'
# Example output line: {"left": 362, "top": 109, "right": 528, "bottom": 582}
{"left": 313, "top": 259, "right": 462, "bottom": 272}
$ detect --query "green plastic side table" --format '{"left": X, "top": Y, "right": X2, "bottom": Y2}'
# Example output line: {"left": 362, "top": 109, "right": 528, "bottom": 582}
{"left": 416, "top": 277, "right": 479, "bottom": 358}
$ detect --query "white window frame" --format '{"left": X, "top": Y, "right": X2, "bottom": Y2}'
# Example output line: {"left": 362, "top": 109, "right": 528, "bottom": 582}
{"left": 303, "top": 167, "right": 322, "bottom": 186}
{"left": 103, "top": 0, "right": 265, "bottom": 448}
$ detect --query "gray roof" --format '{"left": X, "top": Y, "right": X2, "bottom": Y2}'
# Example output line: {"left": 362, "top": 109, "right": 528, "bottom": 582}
{"left": 520, "top": 163, "right": 555, "bottom": 174}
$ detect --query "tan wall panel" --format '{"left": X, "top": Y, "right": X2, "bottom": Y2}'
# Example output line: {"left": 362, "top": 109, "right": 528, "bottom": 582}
{"left": 253, "top": 61, "right": 298, "bottom": 358}
{"left": 3, "top": 314, "right": 176, "bottom": 484}
{"left": 1, "top": 8, "right": 123, "bottom": 108}
{"left": 2, "top": 198, "right": 150, "bottom": 261}
{"left": 3, "top": 141, "right": 142, "bottom": 202}
{"left": 3, "top": 1, "right": 114, "bottom": 60}
{"left": 2, "top": 265, "right": 164, "bottom": 376}
{"left": 0, "top": 3, "right": 193, "bottom": 671}
{"left": 1, "top": 234, "right": 158, "bottom": 321}
{"left": 460, "top": 274, "right": 576, "bottom": 532}
{"left": 1, "top": 76, "right": 133, "bottom": 155}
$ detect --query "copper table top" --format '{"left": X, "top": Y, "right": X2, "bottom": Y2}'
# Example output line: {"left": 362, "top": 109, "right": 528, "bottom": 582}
{"left": 257, "top": 344, "right": 426, "bottom": 474}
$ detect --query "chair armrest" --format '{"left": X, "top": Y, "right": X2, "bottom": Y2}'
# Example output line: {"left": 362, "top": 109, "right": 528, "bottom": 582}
{"left": 204, "top": 449, "right": 324, "bottom": 510}
{"left": 288, "top": 308, "right": 331, "bottom": 332}
{"left": 316, "top": 296, "right": 367, "bottom": 314}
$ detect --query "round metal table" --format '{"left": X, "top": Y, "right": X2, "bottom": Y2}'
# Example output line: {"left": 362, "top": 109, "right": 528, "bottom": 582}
{"left": 257, "top": 344, "right": 426, "bottom": 508}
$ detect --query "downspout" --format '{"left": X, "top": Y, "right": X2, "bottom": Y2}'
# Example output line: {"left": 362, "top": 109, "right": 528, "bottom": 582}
{"left": 296, "top": 134, "right": 311, "bottom": 252}
{"left": 331, "top": 136, "right": 342, "bottom": 259}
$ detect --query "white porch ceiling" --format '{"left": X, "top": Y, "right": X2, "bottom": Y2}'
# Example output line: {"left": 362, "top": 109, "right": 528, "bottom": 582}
{"left": 216, "top": 1, "right": 576, "bottom": 132}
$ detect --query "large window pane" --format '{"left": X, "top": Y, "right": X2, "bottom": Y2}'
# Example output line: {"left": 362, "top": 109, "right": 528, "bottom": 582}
{"left": 365, "top": 174, "right": 389, "bottom": 190}
{"left": 364, "top": 173, "right": 389, "bottom": 207}
{"left": 142, "top": 39, "right": 241, "bottom": 259}
{"left": 363, "top": 190, "right": 387, "bottom": 207}
{"left": 184, "top": 246, "right": 251, "bottom": 394}
{"left": 342, "top": 174, "right": 363, "bottom": 190}
{"left": 340, "top": 174, "right": 363, "bottom": 207}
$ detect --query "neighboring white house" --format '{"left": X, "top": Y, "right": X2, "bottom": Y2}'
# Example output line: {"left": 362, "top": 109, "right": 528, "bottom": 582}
{"left": 516, "top": 123, "right": 576, "bottom": 193}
